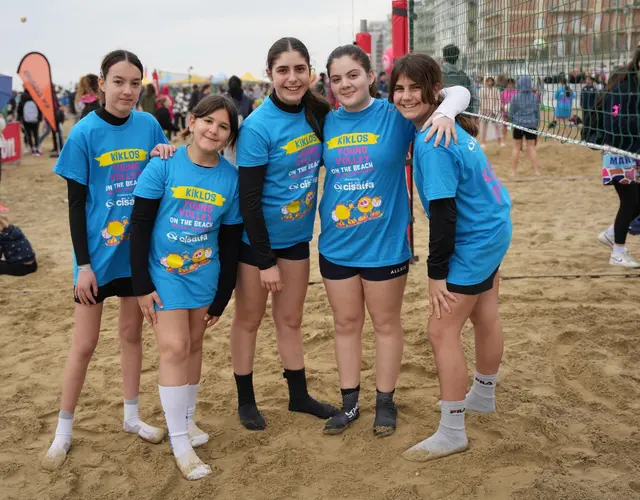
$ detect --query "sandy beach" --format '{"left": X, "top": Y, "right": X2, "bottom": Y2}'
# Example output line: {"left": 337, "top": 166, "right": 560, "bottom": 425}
{"left": 1, "top": 137, "right": 639, "bottom": 500}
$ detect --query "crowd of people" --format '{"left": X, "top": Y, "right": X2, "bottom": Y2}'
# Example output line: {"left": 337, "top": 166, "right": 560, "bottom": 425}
{"left": 0, "top": 36, "right": 637, "bottom": 481}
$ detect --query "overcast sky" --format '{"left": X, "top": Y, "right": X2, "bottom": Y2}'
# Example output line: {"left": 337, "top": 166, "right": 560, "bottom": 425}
{"left": 3, "top": 0, "right": 394, "bottom": 90}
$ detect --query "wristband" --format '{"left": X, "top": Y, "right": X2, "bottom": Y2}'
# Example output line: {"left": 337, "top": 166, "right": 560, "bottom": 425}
{"left": 78, "top": 264, "right": 92, "bottom": 272}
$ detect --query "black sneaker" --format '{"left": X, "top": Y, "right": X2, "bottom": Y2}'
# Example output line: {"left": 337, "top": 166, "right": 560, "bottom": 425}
{"left": 323, "top": 405, "right": 359, "bottom": 435}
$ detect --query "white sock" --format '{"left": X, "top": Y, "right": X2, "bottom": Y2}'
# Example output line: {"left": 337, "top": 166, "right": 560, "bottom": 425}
{"left": 402, "top": 400, "right": 468, "bottom": 462}
{"left": 42, "top": 410, "right": 73, "bottom": 471}
{"left": 187, "top": 384, "right": 209, "bottom": 447}
{"left": 465, "top": 371, "right": 498, "bottom": 413}
{"left": 613, "top": 244, "right": 626, "bottom": 255}
{"left": 158, "top": 385, "right": 191, "bottom": 458}
{"left": 605, "top": 225, "right": 615, "bottom": 239}
{"left": 123, "top": 396, "right": 165, "bottom": 443}
{"left": 187, "top": 384, "right": 199, "bottom": 425}
{"left": 52, "top": 410, "right": 73, "bottom": 450}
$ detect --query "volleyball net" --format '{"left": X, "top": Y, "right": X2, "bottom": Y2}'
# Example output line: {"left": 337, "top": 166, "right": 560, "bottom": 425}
{"left": 410, "top": 0, "right": 640, "bottom": 159}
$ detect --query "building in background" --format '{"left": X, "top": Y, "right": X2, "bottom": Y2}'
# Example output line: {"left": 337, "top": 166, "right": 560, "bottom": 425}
{"left": 360, "top": 17, "right": 392, "bottom": 74}
{"left": 413, "top": 0, "right": 640, "bottom": 78}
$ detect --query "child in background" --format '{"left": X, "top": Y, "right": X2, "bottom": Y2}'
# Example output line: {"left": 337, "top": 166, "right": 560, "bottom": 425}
{"left": 0, "top": 215, "right": 37, "bottom": 276}
{"left": 509, "top": 76, "right": 541, "bottom": 177}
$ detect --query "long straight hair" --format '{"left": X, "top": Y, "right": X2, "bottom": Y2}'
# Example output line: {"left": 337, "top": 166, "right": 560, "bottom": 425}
{"left": 267, "top": 37, "right": 330, "bottom": 141}
{"left": 389, "top": 53, "right": 478, "bottom": 136}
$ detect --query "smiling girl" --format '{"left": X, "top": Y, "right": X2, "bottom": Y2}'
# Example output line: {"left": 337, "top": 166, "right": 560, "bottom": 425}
{"left": 319, "top": 45, "right": 471, "bottom": 437}
{"left": 391, "top": 54, "right": 511, "bottom": 461}
{"left": 231, "top": 37, "right": 338, "bottom": 430}
{"left": 44, "top": 50, "right": 174, "bottom": 471}
{"left": 130, "top": 95, "right": 242, "bottom": 480}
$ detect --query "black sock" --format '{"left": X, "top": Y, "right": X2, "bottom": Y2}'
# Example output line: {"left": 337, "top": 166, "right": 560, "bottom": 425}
{"left": 374, "top": 389, "right": 397, "bottom": 437}
{"left": 234, "top": 372, "right": 256, "bottom": 406}
{"left": 340, "top": 386, "right": 360, "bottom": 411}
{"left": 234, "top": 372, "right": 265, "bottom": 430}
{"left": 284, "top": 368, "right": 339, "bottom": 419}
{"left": 324, "top": 386, "right": 360, "bottom": 433}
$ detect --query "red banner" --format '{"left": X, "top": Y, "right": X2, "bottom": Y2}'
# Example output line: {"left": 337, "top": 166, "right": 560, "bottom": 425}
{"left": 17, "top": 52, "right": 57, "bottom": 132}
{"left": 392, "top": 0, "right": 409, "bottom": 61}
{"left": 355, "top": 33, "right": 372, "bottom": 59}
{"left": 1, "top": 122, "right": 22, "bottom": 164}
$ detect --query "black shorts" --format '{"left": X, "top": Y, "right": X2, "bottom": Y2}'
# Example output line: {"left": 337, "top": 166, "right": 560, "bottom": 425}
{"left": 319, "top": 254, "right": 410, "bottom": 282}
{"left": 239, "top": 242, "right": 310, "bottom": 267}
{"left": 447, "top": 267, "right": 499, "bottom": 296}
{"left": 73, "top": 277, "right": 135, "bottom": 304}
{"left": 513, "top": 129, "right": 537, "bottom": 142}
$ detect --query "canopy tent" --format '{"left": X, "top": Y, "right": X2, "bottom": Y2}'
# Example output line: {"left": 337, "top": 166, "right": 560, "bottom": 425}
{"left": 0, "top": 74, "right": 12, "bottom": 110}
{"left": 240, "top": 72, "right": 261, "bottom": 83}
{"left": 171, "top": 74, "right": 211, "bottom": 85}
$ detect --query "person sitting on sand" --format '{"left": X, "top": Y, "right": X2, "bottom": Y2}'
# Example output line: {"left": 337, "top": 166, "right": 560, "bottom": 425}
{"left": 391, "top": 53, "right": 512, "bottom": 462}
{"left": 0, "top": 215, "right": 37, "bottom": 276}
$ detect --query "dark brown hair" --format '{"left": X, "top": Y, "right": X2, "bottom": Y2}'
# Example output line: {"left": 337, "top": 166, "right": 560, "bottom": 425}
{"left": 326, "top": 44, "right": 378, "bottom": 98}
{"left": 181, "top": 95, "right": 239, "bottom": 148}
{"left": 389, "top": 53, "right": 478, "bottom": 136}
{"left": 99, "top": 50, "right": 143, "bottom": 106}
{"left": 267, "top": 37, "right": 330, "bottom": 141}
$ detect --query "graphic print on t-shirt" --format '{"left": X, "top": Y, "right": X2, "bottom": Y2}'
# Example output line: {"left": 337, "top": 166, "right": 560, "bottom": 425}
{"left": 160, "top": 184, "right": 227, "bottom": 274}
{"left": 325, "top": 132, "right": 384, "bottom": 228}
{"left": 99, "top": 147, "right": 148, "bottom": 246}
{"left": 281, "top": 133, "right": 321, "bottom": 221}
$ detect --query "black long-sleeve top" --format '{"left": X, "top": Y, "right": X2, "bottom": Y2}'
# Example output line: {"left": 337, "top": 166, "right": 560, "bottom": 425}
{"left": 65, "top": 107, "right": 129, "bottom": 265}
{"left": 154, "top": 107, "right": 179, "bottom": 132}
{"left": 427, "top": 198, "right": 457, "bottom": 280}
{"left": 129, "top": 196, "right": 243, "bottom": 316}
{"left": 238, "top": 93, "right": 305, "bottom": 270}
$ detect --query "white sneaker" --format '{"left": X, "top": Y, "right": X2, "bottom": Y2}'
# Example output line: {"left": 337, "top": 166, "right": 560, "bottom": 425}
{"left": 609, "top": 249, "right": 640, "bottom": 268}
{"left": 598, "top": 231, "right": 614, "bottom": 249}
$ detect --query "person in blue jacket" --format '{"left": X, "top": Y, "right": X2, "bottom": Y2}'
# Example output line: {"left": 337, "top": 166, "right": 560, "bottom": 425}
{"left": 391, "top": 53, "right": 512, "bottom": 462}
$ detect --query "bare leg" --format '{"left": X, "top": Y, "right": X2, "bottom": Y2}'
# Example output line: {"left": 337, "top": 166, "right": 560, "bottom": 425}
{"left": 526, "top": 140, "right": 541, "bottom": 175}
{"left": 154, "top": 309, "right": 211, "bottom": 481}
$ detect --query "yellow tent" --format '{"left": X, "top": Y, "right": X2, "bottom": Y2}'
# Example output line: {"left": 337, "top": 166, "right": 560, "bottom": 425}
{"left": 171, "top": 74, "right": 211, "bottom": 85}
{"left": 240, "top": 72, "right": 261, "bottom": 83}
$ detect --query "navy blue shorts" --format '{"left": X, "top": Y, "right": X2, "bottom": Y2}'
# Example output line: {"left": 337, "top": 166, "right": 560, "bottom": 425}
{"left": 238, "top": 242, "right": 310, "bottom": 267}
{"left": 74, "top": 277, "right": 134, "bottom": 304}
{"left": 320, "top": 254, "right": 409, "bottom": 282}
{"left": 447, "top": 267, "right": 499, "bottom": 296}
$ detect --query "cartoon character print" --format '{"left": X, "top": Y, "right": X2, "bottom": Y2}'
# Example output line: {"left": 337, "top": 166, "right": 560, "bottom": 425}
{"left": 102, "top": 217, "right": 129, "bottom": 246}
{"left": 160, "top": 248, "right": 213, "bottom": 274}
{"left": 281, "top": 190, "right": 316, "bottom": 221}
{"left": 331, "top": 196, "right": 383, "bottom": 228}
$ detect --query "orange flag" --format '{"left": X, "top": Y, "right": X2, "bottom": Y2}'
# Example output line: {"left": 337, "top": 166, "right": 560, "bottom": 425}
{"left": 17, "top": 52, "right": 57, "bottom": 131}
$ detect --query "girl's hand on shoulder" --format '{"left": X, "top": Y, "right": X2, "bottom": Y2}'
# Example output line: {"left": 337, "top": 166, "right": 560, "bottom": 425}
{"left": 422, "top": 114, "right": 458, "bottom": 148}
{"left": 428, "top": 278, "right": 457, "bottom": 319}
{"left": 150, "top": 144, "right": 176, "bottom": 160}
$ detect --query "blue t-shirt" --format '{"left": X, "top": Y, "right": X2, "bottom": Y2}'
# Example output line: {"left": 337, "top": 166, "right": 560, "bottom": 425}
{"left": 133, "top": 146, "right": 242, "bottom": 311}
{"left": 319, "top": 99, "right": 415, "bottom": 267}
{"left": 236, "top": 97, "right": 321, "bottom": 248}
{"left": 53, "top": 110, "right": 168, "bottom": 286}
{"left": 414, "top": 124, "right": 512, "bottom": 286}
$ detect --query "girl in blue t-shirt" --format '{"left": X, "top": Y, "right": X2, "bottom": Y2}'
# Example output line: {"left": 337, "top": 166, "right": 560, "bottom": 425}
{"left": 44, "top": 50, "right": 174, "bottom": 472}
{"left": 554, "top": 77, "right": 575, "bottom": 125}
{"left": 319, "top": 45, "right": 471, "bottom": 437}
{"left": 130, "top": 95, "right": 242, "bottom": 481}
{"left": 391, "top": 54, "right": 512, "bottom": 462}
{"left": 233, "top": 37, "right": 339, "bottom": 430}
